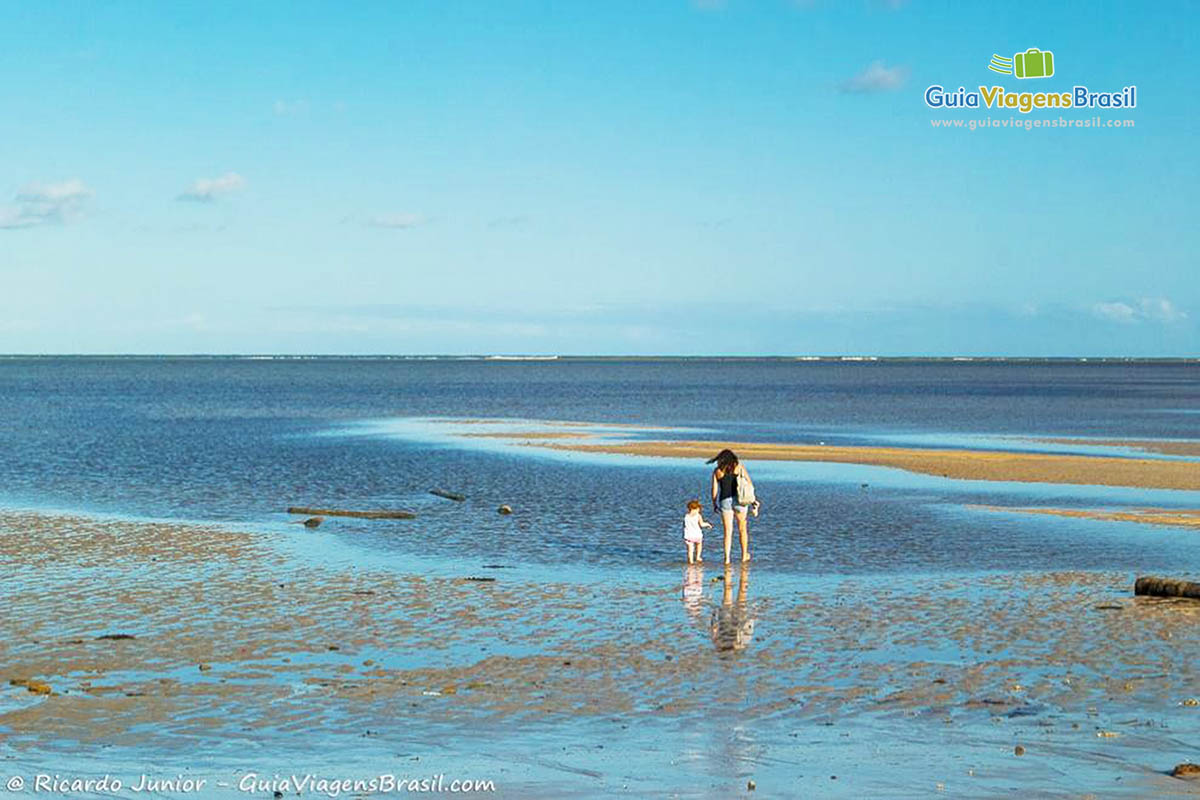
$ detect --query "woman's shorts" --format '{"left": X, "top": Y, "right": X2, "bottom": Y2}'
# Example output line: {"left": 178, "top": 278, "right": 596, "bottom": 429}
{"left": 718, "top": 497, "right": 748, "bottom": 514}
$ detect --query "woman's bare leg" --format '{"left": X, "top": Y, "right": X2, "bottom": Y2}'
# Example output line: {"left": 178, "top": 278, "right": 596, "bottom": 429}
{"left": 736, "top": 509, "right": 750, "bottom": 562}
{"left": 722, "top": 510, "right": 734, "bottom": 564}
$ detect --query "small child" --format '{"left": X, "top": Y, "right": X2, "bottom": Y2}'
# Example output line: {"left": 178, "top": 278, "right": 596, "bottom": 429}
{"left": 683, "top": 499, "right": 713, "bottom": 564}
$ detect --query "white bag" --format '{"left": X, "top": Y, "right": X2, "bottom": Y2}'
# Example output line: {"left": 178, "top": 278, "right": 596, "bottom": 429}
{"left": 736, "top": 466, "right": 756, "bottom": 506}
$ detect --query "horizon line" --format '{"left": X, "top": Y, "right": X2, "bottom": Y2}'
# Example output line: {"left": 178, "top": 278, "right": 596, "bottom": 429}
{"left": 0, "top": 354, "right": 1196, "bottom": 362}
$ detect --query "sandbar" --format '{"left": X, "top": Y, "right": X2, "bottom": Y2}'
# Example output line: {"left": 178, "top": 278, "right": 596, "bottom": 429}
{"left": 518, "top": 438, "right": 1200, "bottom": 491}
{"left": 978, "top": 506, "right": 1200, "bottom": 529}
{"left": 1037, "top": 437, "right": 1200, "bottom": 458}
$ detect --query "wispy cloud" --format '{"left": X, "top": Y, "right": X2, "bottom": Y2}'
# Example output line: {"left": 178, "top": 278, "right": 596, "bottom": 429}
{"left": 367, "top": 212, "right": 426, "bottom": 229}
{"left": 0, "top": 179, "right": 93, "bottom": 229}
{"left": 1093, "top": 298, "right": 1188, "bottom": 324}
{"left": 487, "top": 215, "right": 530, "bottom": 229}
{"left": 273, "top": 99, "right": 309, "bottom": 116}
{"left": 840, "top": 61, "right": 909, "bottom": 93}
{"left": 796, "top": 0, "right": 911, "bottom": 9}
{"left": 177, "top": 172, "right": 246, "bottom": 202}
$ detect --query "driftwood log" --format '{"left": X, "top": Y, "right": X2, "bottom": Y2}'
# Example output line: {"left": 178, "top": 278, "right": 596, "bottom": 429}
{"left": 286, "top": 507, "right": 416, "bottom": 520}
{"left": 430, "top": 489, "right": 467, "bottom": 502}
{"left": 1134, "top": 576, "right": 1200, "bottom": 600}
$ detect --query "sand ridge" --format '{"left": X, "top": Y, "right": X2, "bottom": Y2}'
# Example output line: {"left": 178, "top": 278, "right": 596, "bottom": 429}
{"left": 977, "top": 506, "right": 1200, "bottom": 529}
{"left": 523, "top": 438, "right": 1200, "bottom": 491}
{"left": 1037, "top": 438, "right": 1200, "bottom": 458}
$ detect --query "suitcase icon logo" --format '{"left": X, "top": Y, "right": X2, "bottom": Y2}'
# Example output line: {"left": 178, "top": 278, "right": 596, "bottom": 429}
{"left": 987, "top": 48, "right": 1055, "bottom": 79}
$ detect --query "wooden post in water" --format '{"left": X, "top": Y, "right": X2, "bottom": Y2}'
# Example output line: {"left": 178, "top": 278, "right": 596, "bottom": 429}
{"left": 286, "top": 506, "right": 416, "bottom": 520}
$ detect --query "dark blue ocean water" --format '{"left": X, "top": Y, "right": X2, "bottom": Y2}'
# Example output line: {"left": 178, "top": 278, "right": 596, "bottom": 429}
{"left": 0, "top": 357, "right": 1197, "bottom": 575}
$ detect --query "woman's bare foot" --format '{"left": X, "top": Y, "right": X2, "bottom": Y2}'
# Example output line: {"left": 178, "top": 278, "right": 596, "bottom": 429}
{"left": 741, "top": 554, "right": 751, "bottom": 562}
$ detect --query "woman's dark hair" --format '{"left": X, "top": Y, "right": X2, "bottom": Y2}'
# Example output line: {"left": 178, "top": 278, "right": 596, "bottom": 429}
{"left": 707, "top": 448, "right": 739, "bottom": 476}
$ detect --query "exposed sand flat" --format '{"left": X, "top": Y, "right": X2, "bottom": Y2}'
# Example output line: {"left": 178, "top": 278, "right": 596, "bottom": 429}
{"left": 979, "top": 506, "right": 1200, "bottom": 529}
{"left": 445, "top": 418, "right": 669, "bottom": 431}
{"left": 462, "top": 431, "right": 593, "bottom": 440}
{"left": 1037, "top": 438, "right": 1200, "bottom": 458}
{"left": 5, "top": 511, "right": 1200, "bottom": 794}
{"left": 519, "top": 438, "right": 1200, "bottom": 490}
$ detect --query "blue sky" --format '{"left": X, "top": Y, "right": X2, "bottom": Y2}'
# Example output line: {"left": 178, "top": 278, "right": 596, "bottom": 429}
{"left": 0, "top": 0, "right": 1195, "bottom": 355}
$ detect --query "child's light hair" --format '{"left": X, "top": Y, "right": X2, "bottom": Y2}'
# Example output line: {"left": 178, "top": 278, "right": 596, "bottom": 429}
{"left": 687, "top": 499, "right": 702, "bottom": 511}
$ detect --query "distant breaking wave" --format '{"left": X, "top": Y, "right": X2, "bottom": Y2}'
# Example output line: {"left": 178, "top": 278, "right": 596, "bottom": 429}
{"left": 484, "top": 355, "right": 560, "bottom": 361}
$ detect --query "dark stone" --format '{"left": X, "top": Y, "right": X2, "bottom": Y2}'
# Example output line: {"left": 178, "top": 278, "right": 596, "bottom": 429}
{"left": 1135, "top": 576, "right": 1200, "bottom": 600}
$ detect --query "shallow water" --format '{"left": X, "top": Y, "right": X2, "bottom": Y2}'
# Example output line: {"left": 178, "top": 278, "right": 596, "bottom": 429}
{"left": 1, "top": 358, "right": 1198, "bottom": 797}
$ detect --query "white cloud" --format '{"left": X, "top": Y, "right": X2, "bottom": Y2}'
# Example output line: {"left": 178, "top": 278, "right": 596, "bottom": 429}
{"left": 0, "top": 179, "right": 93, "bottom": 229}
{"left": 1093, "top": 298, "right": 1187, "bottom": 324}
{"left": 840, "top": 61, "right": 909, "bottom": 93}
{"left": 273, "top": 99, "right": 309, "bottom": 116}
{"left": 367, "top": 213, "right": 425, "bottom": 229}
{"left": 487, "top": 214, "right": 530, "bottom": 229}
{"left": 1137, "top": 297, "right": 1187, "bottom": 323}
{"left": 177, "top": 172, "right": 246, "bottom": 202}
{"left": 17, "top": 179, "right": 93, "bottom": 205}
{"left": 1092, "top": 301, "right": 1137, "bottom": 323}
{"left": 0, "top": 206, "right": 38, "bottom": 229}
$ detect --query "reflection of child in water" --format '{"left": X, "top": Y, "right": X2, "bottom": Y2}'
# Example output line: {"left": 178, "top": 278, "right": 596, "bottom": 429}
{"left": 683, "top": 500, "right": 713, "bottom": 564}
{"left": 682, "top": 564, "right": 705, "bottom": 622}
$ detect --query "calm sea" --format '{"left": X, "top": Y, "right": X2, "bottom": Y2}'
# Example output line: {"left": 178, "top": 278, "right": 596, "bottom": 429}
{"left": 1, "top": 357, "right": 1197, "bottom": 575}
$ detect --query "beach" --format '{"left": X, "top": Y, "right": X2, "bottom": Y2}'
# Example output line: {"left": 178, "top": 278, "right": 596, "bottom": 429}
{"left": 6, "top": 508, "right": 1200, "bottom": 796}
{"left": 1, "top": 358, "right": 1198, "bottom": 797}
{"left": 4, "top": 0, "right": 1195, "bottom": 792}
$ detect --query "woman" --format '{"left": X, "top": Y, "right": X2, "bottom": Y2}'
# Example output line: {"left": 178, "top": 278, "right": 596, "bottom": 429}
{"left": 708, "top": 448, "right": 755, "bottom": 564}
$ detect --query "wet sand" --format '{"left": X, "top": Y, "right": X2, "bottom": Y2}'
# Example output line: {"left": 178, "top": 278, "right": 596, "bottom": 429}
{"left": 463, "top": 431, "right": 595, "bottom": 440}
{"left": 979, "top": 506, "right": 1200, "bottom": 530}
{"left": 1038, "top": 438, "right": 1200, "bottom": 458}
{"left": 524, "top": 438, "right": 1200, "bottom": 491}
{"left": 5, "top": 510, "right": 1200, "bottom": 796}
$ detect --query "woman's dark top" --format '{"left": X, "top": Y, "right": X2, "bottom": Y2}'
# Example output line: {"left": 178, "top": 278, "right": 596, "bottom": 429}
{"left": 717, "top": 469, "right": 738, "bottom": 501}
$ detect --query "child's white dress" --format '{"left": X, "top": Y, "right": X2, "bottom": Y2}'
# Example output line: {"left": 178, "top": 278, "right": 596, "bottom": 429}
{"left": 683, "top": 513, "right": 704, "bottom": 543}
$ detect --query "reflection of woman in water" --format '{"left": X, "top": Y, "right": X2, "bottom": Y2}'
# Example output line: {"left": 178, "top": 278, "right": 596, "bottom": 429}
{"left": 710, "top": 564, "right": 755, "bottom": 652}
{"left": 708, "top": 449, "right": 756, "bottom": 564}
